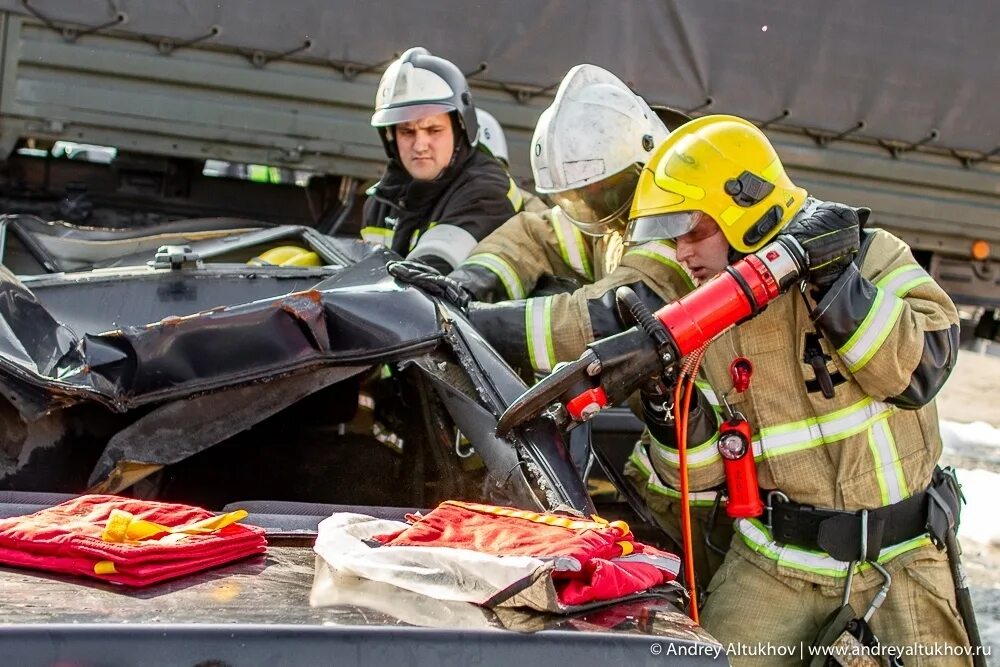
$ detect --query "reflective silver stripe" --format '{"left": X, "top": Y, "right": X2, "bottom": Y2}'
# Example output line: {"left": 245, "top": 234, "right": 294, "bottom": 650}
{"left": 409, "top": 224, "right": 479, "bottom": 270}
{"left": 837, "top": 289, "right": 905, "bottom": 373}
{"left": 753, "top": 398, "right": 893, "bottom": 460}
{"left": 868, "top": 417, "right": 908, "bottom": 505}
{"left": 552, "top": 209, "right": 591, "bottom": 280}
{"left": 736, "top": 518, "right": 932, "bottom": 577}
{"left": 647, "top": 478, "right": 724, "bottom": 505}
{"left": 695, "top": 380, "right": 721, "bottom": 408}
{"left": 623, "top": 241, "right": 695, "bottom": 290}
{"left": 360, "top": 226, "right": 393, "bottom": 247}
{"left": 836, "top": 264, "right": 932, "bottom": 374}
{"left": 629, "top": 441, "right": 654, "bottom": 477}
{"left": 615, "top": 553, "right": 680, "bottom": 574}
{"left": 649, "top": 430, "right": 722, "bottom": 469}
{"left": 463, "top": 254, "right": 526, "bottom": 299}
{"left": 525, "top": 297, "right": 555, "bottom": 372}
{"left": 877, "top": 264, "right": 933, "bottom": 297}
{"left": 629, "top": 442, "right": 722, "bottom": 505}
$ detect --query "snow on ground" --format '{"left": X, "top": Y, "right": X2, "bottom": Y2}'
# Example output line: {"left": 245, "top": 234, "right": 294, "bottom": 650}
{"left": 954, "top": 467, "right": 1000, "bottom": 548}
{"left": 936, "top": 351, "right": 1000, "bottom": 661}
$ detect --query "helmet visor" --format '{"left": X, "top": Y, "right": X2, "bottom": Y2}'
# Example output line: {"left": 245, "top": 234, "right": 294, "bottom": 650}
{"left": 371, "top": 103, "right": 456, "bottom": 128}
{"left": 625, "top": 211, "right": 703, "bottom": 246}
{"left": 546, "top": 165, "right": 640, "bottom": 236}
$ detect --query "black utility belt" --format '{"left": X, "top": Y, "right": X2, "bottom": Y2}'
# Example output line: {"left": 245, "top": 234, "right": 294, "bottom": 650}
{"left": 765, "top": 467, "right": 962, "bottom": 562}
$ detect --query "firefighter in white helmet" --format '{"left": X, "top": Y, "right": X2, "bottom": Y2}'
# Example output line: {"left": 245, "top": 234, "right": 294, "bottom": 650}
{"left": 362, "top": 47, "right": 521, "bottom": 273}
{"left": 449, "top": 65, "right": 694, "bottom": 371}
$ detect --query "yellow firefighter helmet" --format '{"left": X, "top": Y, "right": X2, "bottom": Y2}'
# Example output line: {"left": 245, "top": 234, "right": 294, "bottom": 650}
{"left": 626, "top": 114, "right": 807, "bottom": 254}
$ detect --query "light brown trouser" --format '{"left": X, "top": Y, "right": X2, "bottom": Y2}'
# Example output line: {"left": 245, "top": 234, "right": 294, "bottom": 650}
{"left": 701, "top": 539, "right": 973, "bottom": 666}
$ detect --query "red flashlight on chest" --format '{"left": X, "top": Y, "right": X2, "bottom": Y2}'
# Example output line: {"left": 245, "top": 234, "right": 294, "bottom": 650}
{"left": 719, "top": 358, "right": 763, "bottom": 518}
{"left": 718, "top": 416, "right": 763, "bottom": 518}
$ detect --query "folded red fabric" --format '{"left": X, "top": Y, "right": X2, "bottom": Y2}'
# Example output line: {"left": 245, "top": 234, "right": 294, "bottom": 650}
{"left": 0, "top": 494, "right": 266, "bottom": 586}
{"left": 374, "top": 500, "right": 679, "bottom": 607}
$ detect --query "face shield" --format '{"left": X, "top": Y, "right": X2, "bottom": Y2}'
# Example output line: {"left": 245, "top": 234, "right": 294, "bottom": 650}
{"left": 544, "top": 165, "right": 641, "bottom": 237}
{"left": 625, "top": 211, "right": 708, "bottom": 246}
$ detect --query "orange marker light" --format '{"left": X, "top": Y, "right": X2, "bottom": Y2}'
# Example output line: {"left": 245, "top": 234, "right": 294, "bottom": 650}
{"left": 972, "top": 240, "right": 991, "bottom": 261}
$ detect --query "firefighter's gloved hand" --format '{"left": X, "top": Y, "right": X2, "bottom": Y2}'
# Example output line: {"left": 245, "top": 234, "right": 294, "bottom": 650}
{"left": 783, "top": 202, "right": 861, "bottom": 298}
{"left": 386, "top": 260, "right": 474, "bottom": 312}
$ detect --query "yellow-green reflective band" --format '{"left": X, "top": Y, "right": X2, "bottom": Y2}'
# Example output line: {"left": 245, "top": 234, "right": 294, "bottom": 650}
{"left": 647, "top": 478, "right": 723, "bottom": 506}
{"left": 629, "top": 443, "right": 721, "bottom": 506}
{"left": 752, "top": 398, "right": 894, "bottom": 460}
{"left": 720, "top": 206, "right": 744, "bottom": 227}
{"left": 877, "top": 264, "right": 933, "bottom": 297}
{"left": 525, "top": 297, "right": 555, "bottom": 372}
{"left": 649, "top": 429, "right": 721, "bottom": 470}
{"left": 654, "top": 174, "right": 705, "bottom": 201}
{"left": 628, "top": 444, "right": 653, "bottom": 478}
{"left": 695, "top": 380, "right": 722, "bottom": 412}
{"left": 837, "top": 263, "right": 934, "bottom": 374}
{"left": 652, "top": 397, "right": 898, "bottom": 470}
{"left": 868, "top": 417, "right": 908, "bottom": 505}
{"left": 761, "top": 159, "right": 782, "bottom": 183}
{"left": 837, "top": 290, "right": 905, "bottom": 373}
{"left": 464, "top": 254, "right": 526, "bottom": 300}
{"left": 624, "top": 242, "right": 695, "bottom": 291}
{"left": 736, "top": 518, "right": 932, "bottom": 577}
{"left": 506, "top": 177, "right": 524, "bottom": 211}
{"left": 361, "top": 226, "right": 393, "bottom": 246}
{"left": 552, "top": 209, "right": 592, "bottom": 281}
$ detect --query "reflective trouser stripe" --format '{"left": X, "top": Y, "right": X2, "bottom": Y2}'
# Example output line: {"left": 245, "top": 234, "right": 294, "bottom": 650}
{"left": 506, "top": 177, "right": 524, "bottom": 211}
{"left": 736, "top": 518, "right": 932, "bottom": 577}
{"left": 361, "top": 226, "right": 393, "bottom": 246}
{"left": 552, "top": 209, "right": 593, "bottom": 281}
{"left": 525, "top": 297, "right": 555, "bottom": 372}
{"left": 837, "top": 289, "right": 905, "bottom": 373}
{"left": 868, "top": 417, "right": 909, "bottom": 505}
{"left": 628, "top": 443, "right": 722, "bottom": 506}
{"left": 753, "top": 398, "right": 893, "bottom": 460}
{"left": 463, "top": 254, "right": 526, "bottom": 300}
{"left": 623, "top": 241, "right": 695, "bottom": 291}
{"left": 837, "top": 264, "right": 932, "bottom": 373}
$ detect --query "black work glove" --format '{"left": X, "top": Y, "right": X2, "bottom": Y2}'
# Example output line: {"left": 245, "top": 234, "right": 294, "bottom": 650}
{"left": 782, "top": 202, "right": 862, "bottom": 298}
{"left": 386, "top": 259, "right": 474, "bottom": 312}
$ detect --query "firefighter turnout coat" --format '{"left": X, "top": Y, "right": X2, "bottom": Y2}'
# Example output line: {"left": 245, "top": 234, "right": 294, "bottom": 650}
{"left": 453, "top": 206, "right": 695, "bottom": 374}
{"left": 637, "top": 227, "right": 970, "bottom": 664}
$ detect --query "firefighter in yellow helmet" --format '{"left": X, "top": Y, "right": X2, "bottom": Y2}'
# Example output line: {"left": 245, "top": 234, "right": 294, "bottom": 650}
{"left": 627, "top": 115, "right": 972, "bottom": 665}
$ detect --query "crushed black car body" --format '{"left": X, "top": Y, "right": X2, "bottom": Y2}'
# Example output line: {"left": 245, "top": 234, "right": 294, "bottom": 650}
{"left": 0, "top": 214, "right": 590, "bottom": 512}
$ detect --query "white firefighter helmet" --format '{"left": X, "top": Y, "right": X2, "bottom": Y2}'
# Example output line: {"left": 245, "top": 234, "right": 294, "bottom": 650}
{"left": 476, "top": 108, "right": 509, "bottom": 166}
{"left": 372, "top": 47, "right": 478, "bottom": 156}
{"left": 530, "top": 64, "right": 669, "bottom": 236}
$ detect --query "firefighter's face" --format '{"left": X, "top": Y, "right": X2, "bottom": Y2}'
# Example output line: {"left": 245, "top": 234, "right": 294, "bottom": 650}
{"left": 395, "top": 113, "right": 455, "bottom": 181}
{"left": 674, "top": 214, "right": 730, "bottom": 284}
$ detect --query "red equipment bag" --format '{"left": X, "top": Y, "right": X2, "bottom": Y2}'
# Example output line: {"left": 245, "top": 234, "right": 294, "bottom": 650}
{"left": 0, "top": 494, "right": 266, "bottom": 586}
{"left": 374, "top": 500, "right": 680, "bottom": 608}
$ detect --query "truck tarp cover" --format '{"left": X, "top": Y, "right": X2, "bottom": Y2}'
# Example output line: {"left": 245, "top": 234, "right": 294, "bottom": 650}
{"left": 2, "top": 0, "right": 997, "bottom": 152}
